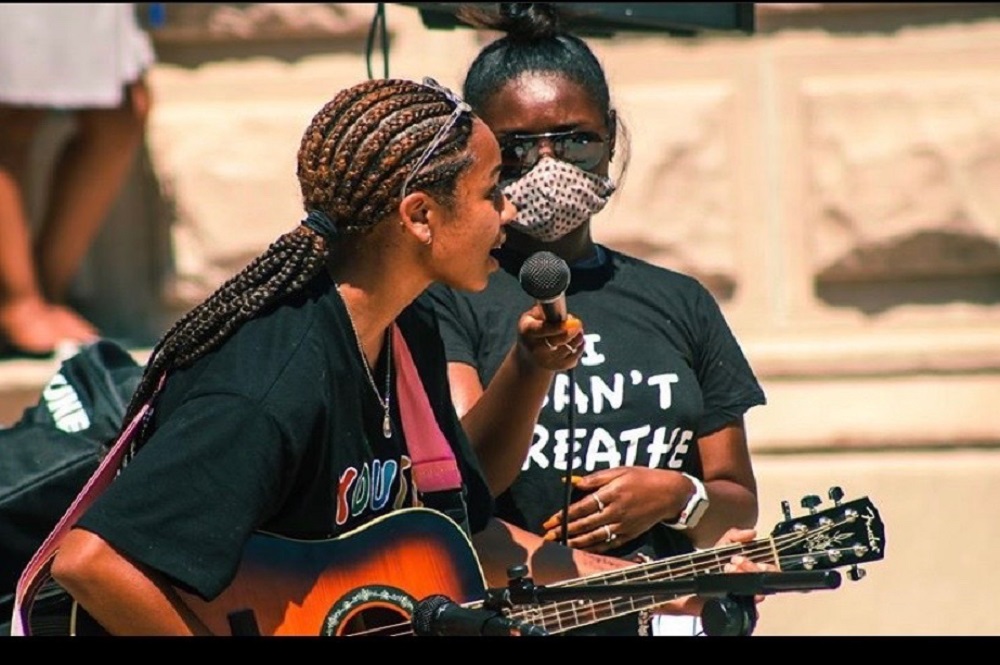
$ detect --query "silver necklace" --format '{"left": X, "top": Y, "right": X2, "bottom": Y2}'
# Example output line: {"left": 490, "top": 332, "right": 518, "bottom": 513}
{"left": 338, "top": 286, "right": 392, "bottom": 438}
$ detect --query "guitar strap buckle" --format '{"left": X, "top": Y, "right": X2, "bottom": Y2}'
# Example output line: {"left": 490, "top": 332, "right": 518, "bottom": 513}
{"left": 419, "top": 487, "right": 472, "bottom": 538}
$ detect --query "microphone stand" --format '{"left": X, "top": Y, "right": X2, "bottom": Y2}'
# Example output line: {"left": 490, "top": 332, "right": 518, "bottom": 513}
{"left": 483, "top": 569, "right": 842, "bottom": 636}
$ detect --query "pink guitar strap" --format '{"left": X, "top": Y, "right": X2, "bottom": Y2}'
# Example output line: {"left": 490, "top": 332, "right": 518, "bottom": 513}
{"left": 391, "top": 323, "right": 463, "bottom": 494}
{"left": 10, "top": 374, "right": 166, "bottom": 637}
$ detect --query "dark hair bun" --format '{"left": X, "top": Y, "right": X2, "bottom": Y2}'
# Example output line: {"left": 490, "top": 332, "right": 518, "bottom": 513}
{"left": 458, "top": 2, "right": 562, "bottom": 41}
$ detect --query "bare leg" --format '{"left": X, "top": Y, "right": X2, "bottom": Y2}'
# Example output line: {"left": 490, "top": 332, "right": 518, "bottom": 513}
{"left": 34, "top": 78, "right": 152, "bottom": 322}
{"left": 0, "top": 105, "right": 64, "bottom": 355}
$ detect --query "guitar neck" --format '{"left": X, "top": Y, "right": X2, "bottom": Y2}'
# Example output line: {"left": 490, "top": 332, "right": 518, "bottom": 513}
{"left": 502, "top": 536, "right": 778, "bottom": 635}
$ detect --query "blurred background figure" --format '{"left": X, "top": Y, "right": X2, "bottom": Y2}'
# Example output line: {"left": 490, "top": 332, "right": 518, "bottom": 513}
{"left": 0, "top": 3, "right": 155, "bottom": 358}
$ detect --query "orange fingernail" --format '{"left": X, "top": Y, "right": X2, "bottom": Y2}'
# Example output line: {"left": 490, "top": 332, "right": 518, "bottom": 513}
{"left": 560, "top": 475, "right": 583, "bottom": 485}
{"left": 543, "top": 531, "right": 556, "bottom": 541}
{"left": 562, "top": 316, "right": 583, "bottom": 333}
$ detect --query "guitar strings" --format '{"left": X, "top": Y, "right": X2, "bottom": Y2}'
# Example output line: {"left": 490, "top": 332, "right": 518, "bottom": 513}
{"left": 347, "top": 517, "right": 858, "bottom": 637}
{"left": 346, "top": 538, "right": 783, "bottom": 636}
{"left": 500, "top": 522, "right": 859, "bottom": 634}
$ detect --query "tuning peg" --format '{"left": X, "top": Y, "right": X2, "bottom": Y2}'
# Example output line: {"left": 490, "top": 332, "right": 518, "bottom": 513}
{"left": 848, "top": 565, "right": 866, "bottom": 582}
{"left": 781, "top": 500, "right": 792, "bottom": 521}
{"left": 828, "top": 486, "right": 844, "bottom": 505}
{"left": 800, "top": 495, "right": 822, "bottom": 514}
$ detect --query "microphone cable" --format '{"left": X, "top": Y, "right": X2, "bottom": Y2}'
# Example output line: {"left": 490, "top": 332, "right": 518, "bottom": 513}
{"left": 365, "top": 2, "right": 389, "bottom": 80}
{"left": 559, "top": 366, "right": 577, "bottom": 546}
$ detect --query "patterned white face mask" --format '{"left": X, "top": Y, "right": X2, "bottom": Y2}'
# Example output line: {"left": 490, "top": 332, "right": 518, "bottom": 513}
{"left": 502, "top": 157, "right": 616, "bottom": 242}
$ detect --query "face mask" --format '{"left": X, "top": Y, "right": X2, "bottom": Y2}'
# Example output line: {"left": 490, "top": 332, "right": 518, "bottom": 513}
{"left": 502, "top": 157, "right": 616, "bottom": 242}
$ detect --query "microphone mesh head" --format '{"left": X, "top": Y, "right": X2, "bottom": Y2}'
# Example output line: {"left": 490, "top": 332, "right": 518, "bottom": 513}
{"left": 411, "top": 594, "right": 450, "bottom": 636}
{"left": 519, "top": 251, "right": 570, "bottom": 300}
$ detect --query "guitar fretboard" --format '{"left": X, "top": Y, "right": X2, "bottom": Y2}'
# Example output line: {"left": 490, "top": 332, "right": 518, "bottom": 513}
{"left": 500, "top": 538, "right": 777, "bottom": 634}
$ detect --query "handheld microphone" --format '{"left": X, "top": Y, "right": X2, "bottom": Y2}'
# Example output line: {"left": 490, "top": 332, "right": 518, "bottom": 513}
{"left": 519, "top": 251, "right": 576, "bottom": 545}
{"left": 518, "top": 251, "right": 570, "bottom": 324}
{"left": 411, "top": 594, "right": 549, "bottom": 636}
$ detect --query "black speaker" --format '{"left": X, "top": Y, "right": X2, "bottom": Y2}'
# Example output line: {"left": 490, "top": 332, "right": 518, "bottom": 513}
{"left": 398, "top": 2, "right": 755, "bottom": 37}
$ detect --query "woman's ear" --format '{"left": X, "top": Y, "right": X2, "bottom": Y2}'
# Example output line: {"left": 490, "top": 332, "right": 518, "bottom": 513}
{"left": 398, "top": 191, "right": 435, "bottom": 246}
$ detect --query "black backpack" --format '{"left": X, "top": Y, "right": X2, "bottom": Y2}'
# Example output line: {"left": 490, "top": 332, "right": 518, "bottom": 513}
{"left": 0, "top": 340, "right": 143, "bottom": 629}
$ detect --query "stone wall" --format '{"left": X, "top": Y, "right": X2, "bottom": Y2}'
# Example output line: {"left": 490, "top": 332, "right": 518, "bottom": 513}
{"left": 18, "top": 3, "right": 1000, "bottom": 635}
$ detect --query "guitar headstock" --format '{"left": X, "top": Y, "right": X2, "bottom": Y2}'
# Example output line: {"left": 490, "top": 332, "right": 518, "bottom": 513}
{"left": 769, "top": 486, "right": 885, "bottom": 581}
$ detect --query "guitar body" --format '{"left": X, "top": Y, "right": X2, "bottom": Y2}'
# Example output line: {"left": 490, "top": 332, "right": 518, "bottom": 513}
{"left": 179, "top": 508, "right": 487, "bottom": 636}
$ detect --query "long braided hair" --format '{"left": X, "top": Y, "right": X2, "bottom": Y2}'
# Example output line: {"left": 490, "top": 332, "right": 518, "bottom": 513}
{"left": 121, "top": 78, "right": 475, "bottom": 436}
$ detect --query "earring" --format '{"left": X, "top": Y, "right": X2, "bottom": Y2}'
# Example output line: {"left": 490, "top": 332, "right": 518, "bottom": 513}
{"left": 423, "top": 234, "right": 433, "bottom": 246}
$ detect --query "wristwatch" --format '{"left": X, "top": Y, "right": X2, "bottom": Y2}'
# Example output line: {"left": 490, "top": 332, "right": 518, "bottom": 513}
{"left": 662, "top": 473, "right": 709, "bottom": 531}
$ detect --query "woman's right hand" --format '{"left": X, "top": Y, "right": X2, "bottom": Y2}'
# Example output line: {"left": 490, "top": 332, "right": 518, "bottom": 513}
{"left": 515, "top": 304, "right": 585, "bottom": 372}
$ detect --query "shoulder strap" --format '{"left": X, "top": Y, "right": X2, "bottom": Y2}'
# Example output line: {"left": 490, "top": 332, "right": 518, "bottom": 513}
{"left": 10, "top": 374, "right": 166, "bottom": 636}
{"left": 392, "top": 323, "right": 463, "bottom": 493}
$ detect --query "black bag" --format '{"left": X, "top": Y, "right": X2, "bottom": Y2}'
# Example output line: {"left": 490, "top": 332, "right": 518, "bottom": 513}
{"left": 0, "top": 340, "right": 143, "bottom": 625}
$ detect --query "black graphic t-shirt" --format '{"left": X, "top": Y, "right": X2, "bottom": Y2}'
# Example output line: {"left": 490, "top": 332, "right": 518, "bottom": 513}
{"left": 77, "top": 272, "right": 493, "bottom": 602}
{"left": 425, "top": 245, "right": 766, "bottom": 562}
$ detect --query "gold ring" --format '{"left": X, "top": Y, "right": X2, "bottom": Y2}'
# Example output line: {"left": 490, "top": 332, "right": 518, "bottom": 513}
{"left": 603, "top": 524, "right": 616, "bottom": 543}
{"left": 592, "top": 493, "right": 605, "bottom": 512}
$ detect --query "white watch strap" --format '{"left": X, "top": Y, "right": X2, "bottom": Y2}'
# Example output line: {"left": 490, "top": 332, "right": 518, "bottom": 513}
{"left": 663, "top": 472, "right": 709, "bottom": 531}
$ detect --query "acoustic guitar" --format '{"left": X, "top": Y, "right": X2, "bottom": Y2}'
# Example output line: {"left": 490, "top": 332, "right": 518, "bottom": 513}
{"left": 29, "top": 487, "right": 885, "bottom": 636}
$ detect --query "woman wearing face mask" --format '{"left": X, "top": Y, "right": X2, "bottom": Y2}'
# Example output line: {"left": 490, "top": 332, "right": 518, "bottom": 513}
{"left": 424, "top": 3, "right": 767, "bottom": 636}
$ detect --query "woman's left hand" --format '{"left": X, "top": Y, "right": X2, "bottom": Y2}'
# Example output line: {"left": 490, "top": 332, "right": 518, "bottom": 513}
{"left": 649, "top": 527, "right": 775, "bottom": 618}
{"left": 540, "top": 467, "right": 691, "bottom": 552}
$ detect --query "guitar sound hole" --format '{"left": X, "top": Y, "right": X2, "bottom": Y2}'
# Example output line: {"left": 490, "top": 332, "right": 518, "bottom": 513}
{"left": 341, "top": 606, "right": 411, "bottom": 637}
{"left": 323, "top": 584, "right": 418, "bottom": 636}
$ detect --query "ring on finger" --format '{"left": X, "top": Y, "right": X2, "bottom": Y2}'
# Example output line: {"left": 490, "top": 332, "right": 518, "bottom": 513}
{"left": 603, "top": 524, "right": 617, "bottom": 543}
{"left": 592, "top": 493, "right": 605, "bottom": 513}
{"left": 544, "top": 339, "right": 555, "bottom": 350}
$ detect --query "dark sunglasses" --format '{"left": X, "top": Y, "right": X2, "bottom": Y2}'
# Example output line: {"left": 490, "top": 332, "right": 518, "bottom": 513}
{"left": 499, "top": 130, "right": 607, "bottom": 183}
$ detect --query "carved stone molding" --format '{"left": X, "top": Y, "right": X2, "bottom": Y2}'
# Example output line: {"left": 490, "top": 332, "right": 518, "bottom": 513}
{"left": 141, "top": 3, "right": 381, "bottom": 66}
{"left": 756, "top": 2, "right": 1000, "bottom": 33}
{"left": 142, "top": 2, "right": 376, "bottom": 42}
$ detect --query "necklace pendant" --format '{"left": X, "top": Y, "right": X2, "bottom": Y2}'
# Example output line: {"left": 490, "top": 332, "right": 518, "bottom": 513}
{"left": 382, "top": 410, "right": 392, "bottom": 438}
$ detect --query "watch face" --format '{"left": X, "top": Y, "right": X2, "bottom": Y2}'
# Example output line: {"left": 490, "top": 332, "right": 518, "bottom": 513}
{"left": 668, "top": 474, "right": 709, "bottom": 530}
{"left": 686, "top": 495, "right": 709, "bottom": 529}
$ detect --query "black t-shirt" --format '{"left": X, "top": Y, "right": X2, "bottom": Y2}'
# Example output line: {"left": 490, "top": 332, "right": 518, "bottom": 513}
{"left": 77, "top": 271, "right": 493, "bottom": 601}
{"left": 424, "top": 245, "right": 766, "bottom": 563}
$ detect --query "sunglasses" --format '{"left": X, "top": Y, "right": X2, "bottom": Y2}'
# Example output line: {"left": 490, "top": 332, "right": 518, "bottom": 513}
{"left": 499, "top": 130, "right": 607, "bottom": 183}
{"left": 401, "top": 78, "right": 472, "bottom": 200}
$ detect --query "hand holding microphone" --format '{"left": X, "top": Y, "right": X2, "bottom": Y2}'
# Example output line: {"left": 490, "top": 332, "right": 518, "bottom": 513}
{"left": 517, "top": 251, "right": 584, "bottom": 371}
